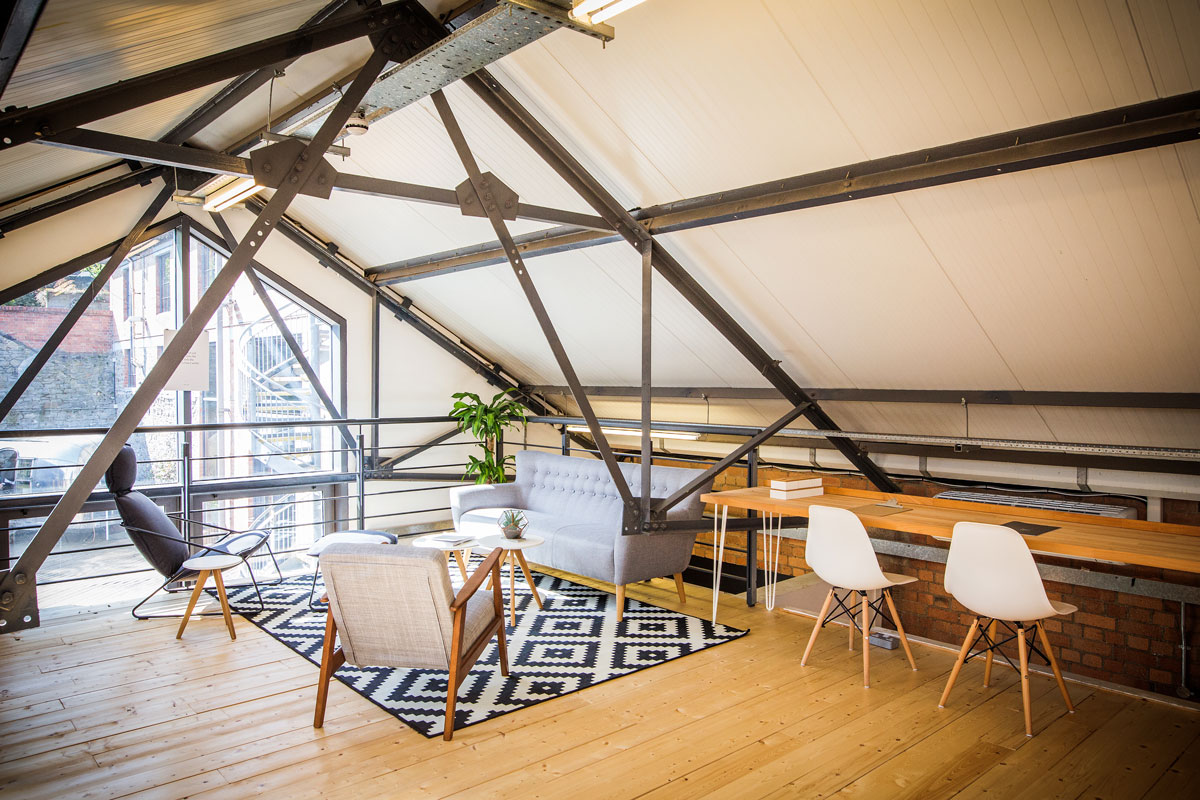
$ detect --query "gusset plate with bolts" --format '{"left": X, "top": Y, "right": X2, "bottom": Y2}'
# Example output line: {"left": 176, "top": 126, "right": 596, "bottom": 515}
{"left": 250, "top": 138, "right": 338, "bottom": 199}
{"left": 456, "top": 172, "right": 518, "bottom": 220}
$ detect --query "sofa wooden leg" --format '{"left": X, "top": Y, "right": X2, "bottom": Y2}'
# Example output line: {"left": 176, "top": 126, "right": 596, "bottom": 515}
{"left": 673, "top": 573, "right": 687, "bottom": 604}
{"left": 616, "top": 584, "right": 625, "bottom": 622}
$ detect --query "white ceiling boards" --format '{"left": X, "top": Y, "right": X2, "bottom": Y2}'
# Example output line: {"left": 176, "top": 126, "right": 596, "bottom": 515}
{"left": 1, "top": 0, "right": 1197, "bottom": 493}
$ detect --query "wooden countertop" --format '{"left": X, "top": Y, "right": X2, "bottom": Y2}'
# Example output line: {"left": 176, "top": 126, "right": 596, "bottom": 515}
{"left": 700, "top": 486, "right": 1200, "bottom": 575}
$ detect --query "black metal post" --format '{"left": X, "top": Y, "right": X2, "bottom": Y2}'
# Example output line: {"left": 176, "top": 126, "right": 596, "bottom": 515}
{"left": 357, "top": 432, "right": 366, "bottom": 529}
{"left": 640, "top": 240, "right": 652, "bottom": 524}
{"left": 747, "top": 447, "right": 758, "bottom": 607}
{"left": 371, "top": 291, "right": 381, "bottom": 463}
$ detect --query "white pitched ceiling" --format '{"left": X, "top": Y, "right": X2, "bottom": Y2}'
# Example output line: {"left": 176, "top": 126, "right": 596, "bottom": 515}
{"left": 2, "top": 0, "right": 1197, "bottom": 454}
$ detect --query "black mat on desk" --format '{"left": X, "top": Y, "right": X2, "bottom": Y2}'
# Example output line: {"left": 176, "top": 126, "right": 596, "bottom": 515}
{"left": 1004, "top": 521, "right": 1059, "bottom": 536}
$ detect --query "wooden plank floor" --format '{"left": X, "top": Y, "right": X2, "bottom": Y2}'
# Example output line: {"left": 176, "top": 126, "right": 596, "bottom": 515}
{"left": 2, "top": 570, "right": 1199, "bottom": 799}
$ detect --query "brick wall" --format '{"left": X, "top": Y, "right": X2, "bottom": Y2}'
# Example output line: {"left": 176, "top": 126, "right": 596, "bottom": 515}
{"left": 687, "top": 462, "right": 1200, "bottom": 698}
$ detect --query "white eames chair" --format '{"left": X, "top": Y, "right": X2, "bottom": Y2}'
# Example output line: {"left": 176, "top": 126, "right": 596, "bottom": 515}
{"left": 938, "top": 521, "right": 1076, "bottom": 737}
{"left": 800, "top": 505, "right": 918, "bottom": 687}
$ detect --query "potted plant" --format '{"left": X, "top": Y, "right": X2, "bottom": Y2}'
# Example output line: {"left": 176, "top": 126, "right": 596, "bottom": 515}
{"left": 450, "top": 389, "right": 527, "bottom": 484}
{"left": 498, "top": 509, "right": 527, "bottom": 539}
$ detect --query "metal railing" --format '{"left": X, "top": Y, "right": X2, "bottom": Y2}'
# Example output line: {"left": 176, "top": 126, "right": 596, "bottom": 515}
{"left": 1, "top": 416, "right": 475, "bottom": 586}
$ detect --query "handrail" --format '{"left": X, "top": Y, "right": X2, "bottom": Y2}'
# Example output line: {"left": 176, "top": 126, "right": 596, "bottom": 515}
{"left": 0, "top": 415, "right": 456, "bottom": 438}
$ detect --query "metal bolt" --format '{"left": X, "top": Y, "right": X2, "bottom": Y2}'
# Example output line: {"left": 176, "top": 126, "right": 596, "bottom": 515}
{"left": 290, "top": 175, "right": 299, "bottom": 183}
{"left": 263, "top": 162, "right": 273, "bottom": 173}
{"left": 0, "top": 592, "right": 12, "bottom": 605}
{"left": 300, "top": 152, "right": 310, "bottom": 161}
{"left": 13, "top": 573, "right": 26, "bottom": 585}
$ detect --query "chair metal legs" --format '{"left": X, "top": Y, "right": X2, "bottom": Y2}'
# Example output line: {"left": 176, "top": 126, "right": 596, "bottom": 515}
{"left": 131, "top": 545, "right": 276, "bottom": 620}
{"left": 939, "top": 615, "right": 1074, "bottom": 737}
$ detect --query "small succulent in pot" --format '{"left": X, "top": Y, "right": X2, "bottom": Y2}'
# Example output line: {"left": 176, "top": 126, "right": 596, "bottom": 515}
{"left": 498, "top": 509, "right": 527, "bottom": 540}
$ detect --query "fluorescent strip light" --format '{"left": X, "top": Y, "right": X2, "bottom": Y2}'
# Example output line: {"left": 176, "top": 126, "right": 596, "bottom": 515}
{"left": 202, "top": 177, "right": 265, "bottom": 212}
{"left": 566, "top": 425, "right": 701, "bottom": 441}
{"left": 589, "top": 0, "right": 649, "bottom": 24}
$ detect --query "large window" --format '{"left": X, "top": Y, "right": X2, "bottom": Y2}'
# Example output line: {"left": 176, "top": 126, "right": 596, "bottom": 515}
{"left": 188, "top": 232, "right": 342, "bottom": 482}
{"left": 1, "top": 218, "right": 345, "bottom": 581}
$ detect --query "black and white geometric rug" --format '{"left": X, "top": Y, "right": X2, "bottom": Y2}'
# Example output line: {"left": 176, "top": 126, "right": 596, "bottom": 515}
{"left": 220, "top": 563, "right": 748, "bottom": 738}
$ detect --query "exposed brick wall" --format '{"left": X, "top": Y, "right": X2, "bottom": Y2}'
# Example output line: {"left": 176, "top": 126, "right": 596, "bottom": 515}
{"left": 683, "top": 461, "right": 1200, "bottom": 698}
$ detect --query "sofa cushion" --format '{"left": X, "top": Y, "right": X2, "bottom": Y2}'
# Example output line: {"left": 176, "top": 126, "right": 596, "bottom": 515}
{"left": 546, "top": 522, "right": 615, "bottom": 583}
{"left": 518, "top": 451, "right": 625, "bottom": 528}
{"left": 458, "top": 508, "right": 616, "bottom": 582}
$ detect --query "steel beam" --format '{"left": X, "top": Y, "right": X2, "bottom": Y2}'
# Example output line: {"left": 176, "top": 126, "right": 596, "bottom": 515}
{"left": 652, "top": 403, "right": 810, "bottom": 516}
{"left": 0, "top": 182, "right": 172, "bottom": 423}
{"left": 209, "top": 212, "right": 356, "bottom": 449}
{"left": 38, "top": 131, "right": 609, "bottom": 231}
{"left": 331, "top": 173, "right": 612, "bottom": 230}
{"left": 0, "top": 1, "right": 415, "bottom": 151}
{"left": 525, "top": 385, "right": 1200, "bottom": 410}
{"left": 465, "top": 69, "right": 899, "bottom": 492}
{"left": 0, "top": 38, "right": 395, "bottom": 633}
{"left": 0, "top": 0, "right": 46, "bottom": 98}
{"left": 0, "top": 166, "right": 162, "bottom": 237}
{"left": 368, "top": 225, "right": 620, "bottom": 283}
{"left": 431, "top": 87, "right": 637, "bottom": 513}
{"left": 370, "top": 89, "right": 1200, "bottom": 284}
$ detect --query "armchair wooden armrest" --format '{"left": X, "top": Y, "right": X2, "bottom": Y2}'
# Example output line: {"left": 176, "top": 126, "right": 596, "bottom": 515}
{"left": 451, "top": 547, "right": 503, "bottom": 611}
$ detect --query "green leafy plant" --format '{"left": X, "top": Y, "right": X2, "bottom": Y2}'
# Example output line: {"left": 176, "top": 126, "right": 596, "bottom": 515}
{"left": 450, "top": 389, "right": 526, "bottom": 484}
{"left": 498, "top": 509, "right": 526, "bottom": 530}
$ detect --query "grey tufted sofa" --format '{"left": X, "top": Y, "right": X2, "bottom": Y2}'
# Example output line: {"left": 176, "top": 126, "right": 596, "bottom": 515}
{"left": 450, "top": 451, "right": 712, "bottom": 619}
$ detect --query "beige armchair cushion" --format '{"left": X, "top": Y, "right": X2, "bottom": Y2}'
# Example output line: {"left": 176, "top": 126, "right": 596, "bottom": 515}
{"left": 320, "top": 542, "right": 496, "bottom": 670}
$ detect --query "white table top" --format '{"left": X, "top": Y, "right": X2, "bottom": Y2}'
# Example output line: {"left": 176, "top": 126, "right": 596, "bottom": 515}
{"left": 475, "top": 534, "right": 544, "bottom": 550}
{"left": 412, "top": 533, "right": 478, "bottom": 551}
{"left": 182, "top": 554, "right": 242, "bottom": 571}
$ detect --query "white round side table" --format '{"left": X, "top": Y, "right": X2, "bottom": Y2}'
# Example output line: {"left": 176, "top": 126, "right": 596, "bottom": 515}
{"left": 411, "top": 533, "right": 479, "bottom": 581}
{"left": 475, "top": 534, "right": 545, "bottom": 626}
{"left": 177, "top": 553, "right": 242, "bottom": 641}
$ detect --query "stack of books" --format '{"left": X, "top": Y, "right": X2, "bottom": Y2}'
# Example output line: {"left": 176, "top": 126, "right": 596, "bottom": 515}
{"left": 769, "top": 477, "right": 824, "bottom": 500}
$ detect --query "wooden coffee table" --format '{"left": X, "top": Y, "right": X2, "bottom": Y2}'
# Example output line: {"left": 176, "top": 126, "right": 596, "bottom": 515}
{"left": 475, "top": 534, "right": 544, "bottom": 626}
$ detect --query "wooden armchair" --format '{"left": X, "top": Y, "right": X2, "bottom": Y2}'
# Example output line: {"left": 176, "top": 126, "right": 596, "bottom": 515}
{"left": 313, "top": 542, "right": 508, "bottom": 741}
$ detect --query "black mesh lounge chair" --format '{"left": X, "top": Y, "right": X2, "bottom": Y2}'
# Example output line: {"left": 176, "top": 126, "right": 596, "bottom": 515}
{"left": 105, "top": 444, "right": 282, "bottom": 619}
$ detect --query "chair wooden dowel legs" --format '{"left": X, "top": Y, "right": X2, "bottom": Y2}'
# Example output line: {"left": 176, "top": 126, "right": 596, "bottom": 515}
{"left": 848, "top": 590, "right": 856, "bottom": 651}
{"left": 883, "top": 589, "right": 917, "bottom": 671}
{"left": 939, "top": 616, "right": 980, "bottom": 708}
{"left": 177, "top": 570, "right": 210, "bottom": 639}
{"left": 801, "top": 589, "right": 835, "bottom": 667}
{"left": 213, "top": 570, "right": 236, "bottom": 641}
{"left": 1017, "top": 625, "right": 1033, "bottom": 737}
{"left": 861, "top": 592, "right": 870, "bottom": 688}
{"left": 983, "top": 619, "right": 997, "bottom": 687}
{"left": 1037, "top": 621, "right": 1074, "bottom": 713}
{"left": 616, "top": 584, "right": 626, "bottom": 622}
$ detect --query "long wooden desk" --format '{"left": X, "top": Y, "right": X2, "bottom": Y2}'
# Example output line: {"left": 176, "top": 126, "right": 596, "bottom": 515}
{"left": 699, "top": 486, "right": 1200, "bottom": 623}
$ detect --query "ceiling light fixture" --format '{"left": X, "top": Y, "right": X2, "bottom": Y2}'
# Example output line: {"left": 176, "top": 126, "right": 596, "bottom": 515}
{"left": 570, "top": 0, "right": 649, "bottom": 25}
{"left": 202, "top": 177, "right": 265, "bottom": 212}
{"left": 566, "top": 425, "right": 701, "bottom": 441}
